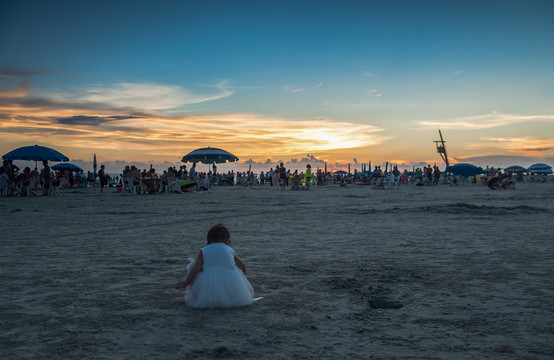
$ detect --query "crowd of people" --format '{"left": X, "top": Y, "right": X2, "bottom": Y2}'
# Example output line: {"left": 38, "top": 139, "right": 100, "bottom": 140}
{"left": 1, "top": 159, "right": 551, "bottom": 197}
{"left": 0, "top": 159, "right": 88, "bottom": 196}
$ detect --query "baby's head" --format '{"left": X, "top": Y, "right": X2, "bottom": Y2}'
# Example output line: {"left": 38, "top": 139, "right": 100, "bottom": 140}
{"left": 207, "top": 223, "right": 231, "bottom": 245}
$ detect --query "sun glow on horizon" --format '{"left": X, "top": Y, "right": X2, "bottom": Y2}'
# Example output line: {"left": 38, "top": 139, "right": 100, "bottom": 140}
{"left": 0, "top": 96, "right": 392, "bottom": 161}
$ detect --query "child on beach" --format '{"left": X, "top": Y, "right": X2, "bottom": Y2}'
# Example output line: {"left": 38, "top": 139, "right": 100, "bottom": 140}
{"left": 175, "top": 223, "right": 258, "bottom": 308}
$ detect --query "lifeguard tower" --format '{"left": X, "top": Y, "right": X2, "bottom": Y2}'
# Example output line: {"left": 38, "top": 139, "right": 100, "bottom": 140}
{"left": 434, "top": 130, "right": 450, "bottom": 168}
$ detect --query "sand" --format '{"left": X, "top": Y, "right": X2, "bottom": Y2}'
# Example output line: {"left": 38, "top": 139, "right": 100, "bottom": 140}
{"left": 1, "top": 182, "right": 553, "bottom": 359}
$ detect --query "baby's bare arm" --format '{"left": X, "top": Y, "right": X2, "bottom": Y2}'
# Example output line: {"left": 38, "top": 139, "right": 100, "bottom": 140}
{"left": 175, "top": 251, "right": 203, "bottom": 289}
{"left": 234, "top": 255, "right": 246, "bottom": 275}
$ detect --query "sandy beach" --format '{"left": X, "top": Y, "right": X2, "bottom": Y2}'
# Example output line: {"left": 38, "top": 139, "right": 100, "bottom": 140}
{"left": 1, "top": 182, "right": 553, "bottom": 359}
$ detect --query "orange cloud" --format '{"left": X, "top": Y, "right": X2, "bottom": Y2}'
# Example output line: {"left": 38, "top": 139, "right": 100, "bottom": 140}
{"left": 0, "top": 103, "right": 391, "bottom": 161}
{"left": 479, "top": 136, "right": 554, "bottom": 157}
{"left": 0, "top": 78, "right": 393, "bottom": 163}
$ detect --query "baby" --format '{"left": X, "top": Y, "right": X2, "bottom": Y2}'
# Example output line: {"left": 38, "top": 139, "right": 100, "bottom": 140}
{"left": 175, "top": 223, "right": 259, "bottom": 308}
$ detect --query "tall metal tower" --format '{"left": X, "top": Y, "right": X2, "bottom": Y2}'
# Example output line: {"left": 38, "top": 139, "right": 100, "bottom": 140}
{"left": 434, "top": 129, "right": 450, "bottom": 167}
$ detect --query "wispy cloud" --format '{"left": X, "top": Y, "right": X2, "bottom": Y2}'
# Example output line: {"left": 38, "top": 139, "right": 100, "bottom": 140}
{"left": 284, "top": 86, "right": 304, "bottom": 93}
{"left": 478, "top": 136, "right": 554, "bottom": 157}
{"left": 0, "top": 69, "right": 44, "bottom": 78}
{"left": 416, "top": 111, "right": 554, "bottom": 130}
{"left": 0, "top": 76, "right": 391, "bottom": 160}
{"left": 363, "top": 72, "right": 374, "bottom": 77}
{"left": 0, "top": 111, "right": 390, "bottom": 157}
{"left": 37, "top": 81, "right": 235, "bottom": 113}
{"left": 0, "top": 80, "right": 31, "bottom": 98}
{"left": 366, "top": 89, "right": 382, "bottom": 98}
{"left": 452, "top": 70, "right": 463, "bottom": 75}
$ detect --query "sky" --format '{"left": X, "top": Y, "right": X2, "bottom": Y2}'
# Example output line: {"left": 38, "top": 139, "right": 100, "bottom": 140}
{"left": 1, "top": 0, "right": 553, "bottom": 173}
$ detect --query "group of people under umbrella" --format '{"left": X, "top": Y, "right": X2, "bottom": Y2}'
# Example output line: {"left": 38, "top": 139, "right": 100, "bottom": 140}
{"left": 0, "top": 145, "right": 75, "bottom": 196}
{"left": 0, "top": 145, "right": 241, "bottom": 196}
{"left": 118, "top": 147, "right": 240, "bottom": 194}
{"left": 445, "top": 163, "right": 553, "bottom": 189}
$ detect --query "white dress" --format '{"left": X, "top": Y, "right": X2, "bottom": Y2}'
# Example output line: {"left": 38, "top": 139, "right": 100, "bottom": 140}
{"left": 185, "top": 243, "right": 255, "bottom": 309}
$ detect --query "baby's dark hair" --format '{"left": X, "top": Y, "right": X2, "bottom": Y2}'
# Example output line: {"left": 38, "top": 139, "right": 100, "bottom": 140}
{"left": 207, "top": 223, "right": 230, "bottom": 244}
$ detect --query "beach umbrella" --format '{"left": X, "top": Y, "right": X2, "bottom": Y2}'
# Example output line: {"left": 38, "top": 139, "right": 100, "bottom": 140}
{"left": 527, "top": 163, "right": 552, "bottom": 175}
{"left": 181, "top": 147, "right": 238, "bottom": 164}
{"left": 504, "top": 165, "right": 526, "bottom": 174}
{"left": 445, "top": 163, "right": 483, "bottom": 177}
{"left": 93, "top": 153, "right": 97, "bottom": 175}
{"left": 2, "top": 144, "right": 69, "bottom": 162}
{"left": 334, "top": 170, "right": 348, "bottom": 175}
{"left": 51, "top": 163, "right": 83, "bottom": 172}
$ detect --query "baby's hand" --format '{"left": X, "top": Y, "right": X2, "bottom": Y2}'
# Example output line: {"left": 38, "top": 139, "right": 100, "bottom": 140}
{"left": 175, "top": 281, "right": 184, "bottom": 289}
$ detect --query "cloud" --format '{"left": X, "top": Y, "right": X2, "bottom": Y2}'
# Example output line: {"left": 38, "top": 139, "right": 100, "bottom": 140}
{"left": 0, "top": 75, "right": 391, "bottom": 168}
{"left": 0, "top": 70, "right": 35, "bottom": 98}
{"left": 0, "top": 97, "right": 391, "bottom": 158}
{"left": 0, "top": 69, "right": 44, "bottom": 78}
{"left": 56, "top": 115, "right": 140, "bottom": 125}
{"left": 416, "top": 111, "right": 554, "bottom": 130}
{"left": 284, "top": 86, "right": 304, "bottom": 93}
{"left": 452, "top": 70, "right": 463, "bottom": 75}
{"left": 366, "top": 89, "right": 382, "bottom": 98}
{"left": 229, "top": 154, "right": 328, "bottom": 171}
{"left": 0, "top": 80, "right": 31, "bottom": 98}
{"left": 29, "top": 81, "right": 235, "bottom": 114}
{"left": 363, "top": 72, "right": 374, "bottom": 77}
{"left": 478, "top": 136, "right": 554, "bottom": 157}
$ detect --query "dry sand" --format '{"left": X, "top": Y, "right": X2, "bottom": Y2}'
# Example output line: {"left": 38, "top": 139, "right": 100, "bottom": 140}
{"left": 1, "top": 182, "right": 553, "bottom": 359}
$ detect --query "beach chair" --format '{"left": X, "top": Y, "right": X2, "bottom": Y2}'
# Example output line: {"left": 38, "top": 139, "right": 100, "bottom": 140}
{"left": 124, "top": 177, "right": 139, "bottom": 195}
{"left": 387, "top": 175, "right": 400, "bottom": 189}
{"left": 50, "top": 178, "right": 68, "bottom": 196}
{"left": 48, "top": 182, "right": 57, "bottom": 196}
{"left": 22, "top": 178, "right": 37, "bottom": 196}
{"left": 162, "top": 177, "right": 175, "bottom": 194}
{"left": 0, "top": 175, "right": 14, "bottom": 196}
{"left": 290, "top": 176, "right": 300, "bottom": 190}
{"left": 59, "top": 178, "right": 69, "bottom": 194}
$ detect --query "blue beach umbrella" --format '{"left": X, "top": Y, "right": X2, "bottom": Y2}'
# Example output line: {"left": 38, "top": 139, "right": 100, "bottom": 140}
{"left": 445, "top": 163, "right": 483, "bottom": 177}
{"left": 2, "top": 144, "right": 69, "bottom": 162}
{"left": 527, "top": 163, "right": 552, "bottom": 174}
{"left": 51, "top": 163, "right": 83, "bottom": 172}
{"left": 181, "top": 147, "right": 239, "bottom": 164}
{"left": 333, "top": 170, "right": 348, "bottom": 175}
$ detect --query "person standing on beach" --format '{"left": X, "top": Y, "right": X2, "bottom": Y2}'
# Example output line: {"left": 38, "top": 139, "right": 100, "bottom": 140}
{"left": 189, "top": 162, "right": 196, "bottom": 180}
{"left": 304, "top": 164, "right": 313, "bottom": 190}
{"left": 98, "top": 165, "right": 108, "bottom": 192}
{"left": 40, "top": 160, "right": 51, "bottom": 196}
{"left": 273, "top": 166, "right": 280, "bottom": 190}
{"left": 279, "top": 163, "right": 287, "bottom": 190}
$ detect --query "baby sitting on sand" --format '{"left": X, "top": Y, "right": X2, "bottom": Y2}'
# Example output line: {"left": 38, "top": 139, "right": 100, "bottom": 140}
{"left": 175, "top": 223, "right": 260, "bottom": 308}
